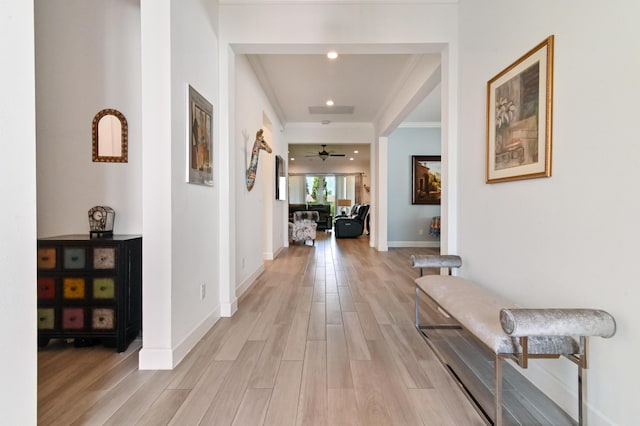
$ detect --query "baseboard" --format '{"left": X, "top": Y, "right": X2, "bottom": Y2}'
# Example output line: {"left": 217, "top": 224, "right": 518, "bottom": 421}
{"left": 237, "top": 264, "right": 265, "bottom": 299}
{"left": 264, "top": 245, "right": 284, "bottom": 261}
{"left": 138, "top": 347, "right": 174, "bottom": 370}
{"left": 171, "top": 306, "right": 221, "bottom": 367}
{"left": 388, "top": 240, "right": 441, "bottom": 248}
{"left": 220, "top": 299, "right": 238, "bottom": 317}
{"left": 139, "top": 307, "right": 221, "bottom": 370}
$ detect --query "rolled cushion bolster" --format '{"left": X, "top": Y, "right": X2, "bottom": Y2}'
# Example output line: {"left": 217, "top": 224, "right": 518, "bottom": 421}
{"left": 411, "top": 255, "right": 462, "bottom": 269}
{"left": 500, "top": 308, "right": 616, "bottom": 338}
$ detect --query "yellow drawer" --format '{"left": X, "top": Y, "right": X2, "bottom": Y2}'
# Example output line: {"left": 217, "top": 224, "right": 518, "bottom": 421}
{"left": 63, "top": 277, "right": 85, "bottom": 299}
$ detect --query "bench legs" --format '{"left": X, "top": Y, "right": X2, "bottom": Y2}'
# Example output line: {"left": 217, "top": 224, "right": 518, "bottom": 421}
{"left": 495, "top": 355, "right": 504, "bottom": 425}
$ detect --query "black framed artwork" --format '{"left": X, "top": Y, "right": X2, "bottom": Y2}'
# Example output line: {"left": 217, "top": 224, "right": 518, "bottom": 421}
{"left": 412, "top": 155, "right": 441, "bottom": 205}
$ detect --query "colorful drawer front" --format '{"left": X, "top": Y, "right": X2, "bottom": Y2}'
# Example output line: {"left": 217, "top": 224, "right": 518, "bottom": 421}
{"left": 93, "top": 278, "right": 115, "bottom": 299}
{"left": 63, "top": 247, "right": 86, "bottom": 269}
{"left": 93, "top": 247, "right": 116, "bottom": 269}
{"left": 62, "top": 308, "right": 84, "bottom": 329}
{"left": 63, "top": 278, "right": 85, "bottom": 299}
{"left": 38, "top": 277, "right": 56, "bottom": 299}
{"left": 92, "top": 308, "right": 115, "bottom": 329}
{"left": 37, "top": 248, "right": 57, "bottom": 269}
{"left": 38, "top": 308, "right": 55, "bottom": 329}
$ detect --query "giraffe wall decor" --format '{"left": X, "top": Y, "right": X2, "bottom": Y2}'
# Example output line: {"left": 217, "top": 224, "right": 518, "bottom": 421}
{"left": 246, "top": 129, "right": 272, "bottom": 191}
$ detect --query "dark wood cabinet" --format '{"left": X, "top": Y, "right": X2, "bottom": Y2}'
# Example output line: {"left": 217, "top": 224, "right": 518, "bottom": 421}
{"left": 37, "top": 234, "right": 142, "bottom": 352}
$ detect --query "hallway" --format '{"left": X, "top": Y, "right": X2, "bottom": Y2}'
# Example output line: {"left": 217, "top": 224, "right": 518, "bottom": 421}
{"left": 38, "top": 233, "right": 483, "bottom": 425}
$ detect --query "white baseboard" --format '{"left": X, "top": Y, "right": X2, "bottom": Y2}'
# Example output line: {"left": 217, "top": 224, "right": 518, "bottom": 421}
{"left": 264, "top": 245, "right": 284, "bottom": 260}
{"left": 171, "top": 306, "right": 220, "bottom": 367}
{"left": 139, "top": 307, "right": 221, "bottom": 370}
{"left": 220, "top": 299, "right": 238, "bottom": 317}
{"left": 388, "top": 240, "right": 441, "bottom": 248}
{"left": 237, "top": 264, "right": 265, "bottom": 299}
{"left": 138, "top": 348, "right": 174, "bottom": 370}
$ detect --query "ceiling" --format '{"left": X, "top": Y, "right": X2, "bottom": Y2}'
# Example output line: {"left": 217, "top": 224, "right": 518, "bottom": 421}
{"left": 288, "top": 143, "right": 370, "bottom": 165}
{"left": 247, "top": 52, "right": 442, "bottom": 166}
{"left": 247, "top": 52, "right": 441, "bottom": 126}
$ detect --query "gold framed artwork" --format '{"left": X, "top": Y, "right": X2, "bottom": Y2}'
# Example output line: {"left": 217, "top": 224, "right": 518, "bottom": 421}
{"left": 187, "top": 84, "right": 214, "bottom": 186}
{"left": 486, "top": 35, "right": 554, "bottom": 183}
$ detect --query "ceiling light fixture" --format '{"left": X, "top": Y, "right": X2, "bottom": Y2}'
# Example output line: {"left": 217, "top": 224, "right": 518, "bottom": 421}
{"left": 290, "top": 157, "right": 295, "bottom": 161}
{"left": 353, "top": 150, "right": 359, "bottom": 154}
{"left": 327, "top": 51, "right": 338, "bottom": 60}
{"left": 349, "top": 157, "right": 354, "bottom": 161}
{"left": 326, "top": 100, "right": 334, "bottom": 106}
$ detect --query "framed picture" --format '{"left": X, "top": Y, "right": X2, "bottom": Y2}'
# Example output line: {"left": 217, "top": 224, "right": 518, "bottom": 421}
{"left": 187, "top": 84, "right": 213, "bottom": 186}
{"left": 275, "top": 155, "right": 286, "bottom": 201}
{"left": 412, "top": 155, "right": 441, "bottom": 205}
{"left": 487, "top": 35, "right": 554, "bottom": 183}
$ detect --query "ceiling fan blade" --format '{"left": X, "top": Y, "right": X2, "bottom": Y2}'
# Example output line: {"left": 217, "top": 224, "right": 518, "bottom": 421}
{"left": 329, "top": 154, "right": 345, "bottom": 157}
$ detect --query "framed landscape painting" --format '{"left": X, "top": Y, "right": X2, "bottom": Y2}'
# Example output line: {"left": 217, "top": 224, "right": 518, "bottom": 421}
{"left": 187, "top": 84, "right": 214, "bottom": 186}
{"left": 486, "top": 35, "right": 554, "bottom": 183}
{"left": 412, "top": 155, "right": 441, "bottom": 205}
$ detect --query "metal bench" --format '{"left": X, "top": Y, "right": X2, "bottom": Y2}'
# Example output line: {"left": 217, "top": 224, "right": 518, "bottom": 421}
{"left": 411, "top": 255, "right": 616, "bottom": 425}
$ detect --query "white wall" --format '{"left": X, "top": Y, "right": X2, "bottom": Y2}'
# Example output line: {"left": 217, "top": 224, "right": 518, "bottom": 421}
{"left": 457, "top": 1, "right": 640, "bottom": 423}
{"left": 169, "top": 0, "right": 221, "bottom": 359}
{"left": 234, "top": 54, "right": 285, "bottom": 294}
{"left": 220, "top": 1, "right": 459, "bottom": 254}
{"left": 0, "top": 1, "right": 37, "bottom": 422}
{"left": 139, "top": 0, "right": 221, "bottom": 369}
{"left": 35, "top": 0, "right": 142, "bottom": 237}
{"left": 388, "top": 127, "right": 441, "bottom": 246}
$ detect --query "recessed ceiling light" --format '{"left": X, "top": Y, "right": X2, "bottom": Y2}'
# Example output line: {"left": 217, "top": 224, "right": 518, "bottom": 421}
{"left": 349, "top": 157, "right": 354, "bottom": 161}
{"left": 353, "top": 150, "right": 359, "bottom": 154}
{"left": 327, "top": 51, "right": 338, "bottom": 60}
{"left": 326, "top": 100, "right": 334, "bottom": 106}
{"left": 290, "top": 157, "right": 295, "bottom": 161}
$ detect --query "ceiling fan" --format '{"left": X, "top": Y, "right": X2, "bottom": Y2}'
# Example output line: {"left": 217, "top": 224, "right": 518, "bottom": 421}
{"left": 305, "top": 144, "right": 346, "bottom": 161}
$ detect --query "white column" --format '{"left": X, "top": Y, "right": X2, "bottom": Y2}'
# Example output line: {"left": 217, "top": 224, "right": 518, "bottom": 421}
{"left": 218, "top": 43, "right": 238, "bottom": 317}
{"left": 139, "top": 0, "right": 174, "bottom": 369}
{"left": 376, "top": 136, "right": 389, "bottom": 251}
{"left": 1, "top": 1, "right": 37, "bottom": 421}
{"left": 440, "top": 44, "right": 458, "bottom": 257}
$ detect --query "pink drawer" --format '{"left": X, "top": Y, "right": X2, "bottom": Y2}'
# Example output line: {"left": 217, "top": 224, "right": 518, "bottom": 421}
{"left": 62, "top": 308, "right": 84, "bottom": 330}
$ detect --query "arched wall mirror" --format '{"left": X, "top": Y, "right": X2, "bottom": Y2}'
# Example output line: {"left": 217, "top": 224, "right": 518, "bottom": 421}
{"left": 92, "top": 109, "right": 128, "bottom": 163}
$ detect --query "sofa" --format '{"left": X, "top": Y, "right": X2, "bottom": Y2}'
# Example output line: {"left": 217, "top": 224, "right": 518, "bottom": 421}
{"left": 288, "top": 203, "right": 333, "bottom": 231}
{"left": 334, "top": 204, "right": 369, "bottom": 238}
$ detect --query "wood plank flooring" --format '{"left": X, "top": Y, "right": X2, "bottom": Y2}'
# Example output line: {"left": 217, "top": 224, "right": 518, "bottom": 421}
{"left": 38, "top": 233, "right": 485, "bottom": 425}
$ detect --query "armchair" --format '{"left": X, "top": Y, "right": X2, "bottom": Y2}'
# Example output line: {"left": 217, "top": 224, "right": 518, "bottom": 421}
{"left": 334, "top": 204, "right": 369, "bottom": 238}
{"left": 289, "top": 211, "right": 319, "bottom": 245}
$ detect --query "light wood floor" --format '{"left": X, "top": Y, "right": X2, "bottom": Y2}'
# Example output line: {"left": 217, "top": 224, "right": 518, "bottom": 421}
{"left": 38, "top": 232, "right": 485, "bottom": 425}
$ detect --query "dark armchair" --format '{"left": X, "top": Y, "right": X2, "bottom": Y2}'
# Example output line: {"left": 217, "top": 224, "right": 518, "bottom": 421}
{"left": 334, "top": 204, "right": 369, "bottom": 238}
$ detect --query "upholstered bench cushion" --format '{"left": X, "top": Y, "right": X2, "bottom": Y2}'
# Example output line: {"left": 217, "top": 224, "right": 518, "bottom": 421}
{"left": 411, "top": 254, "right": 462, "bottom": 269}
{"left": 415, "top": 275, "right": 581, "bottom": 355}
{"left": 500, "top": 308, "right": 616, "bottom": 338}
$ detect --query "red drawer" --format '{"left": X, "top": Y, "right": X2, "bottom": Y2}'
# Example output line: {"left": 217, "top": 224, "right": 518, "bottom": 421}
{"left": 38, "top": 278, "right": 56, "bottom": 299}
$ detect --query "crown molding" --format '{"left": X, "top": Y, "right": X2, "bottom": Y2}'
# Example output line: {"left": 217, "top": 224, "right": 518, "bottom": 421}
{"left": 398, "top": 121, "right": 441, "bottom": 128}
